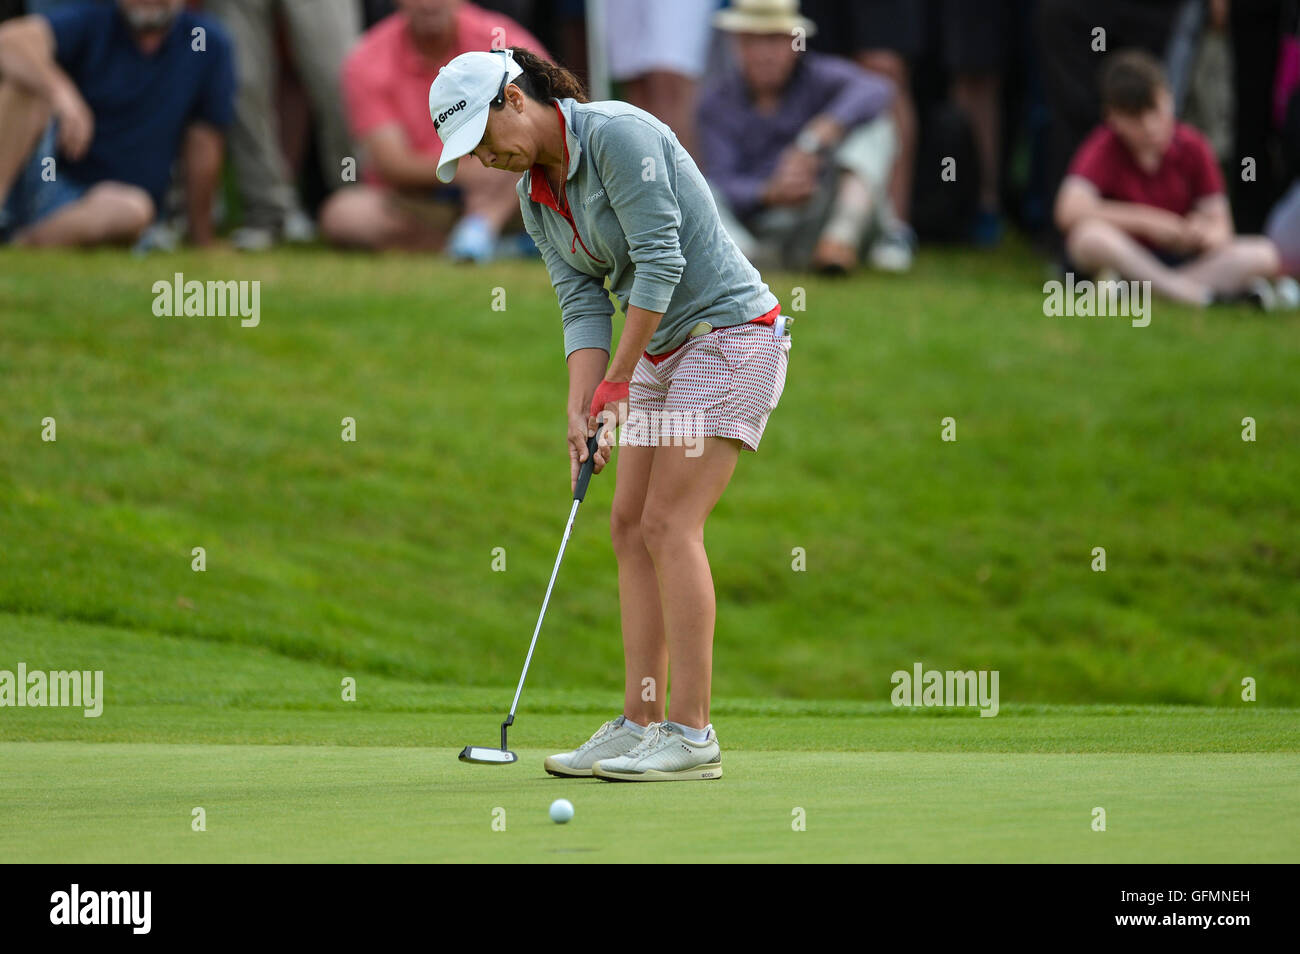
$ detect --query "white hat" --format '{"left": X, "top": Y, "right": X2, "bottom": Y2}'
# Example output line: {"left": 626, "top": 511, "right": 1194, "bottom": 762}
{"left": 430, "top": 50, "right": 524, "bottom": 183}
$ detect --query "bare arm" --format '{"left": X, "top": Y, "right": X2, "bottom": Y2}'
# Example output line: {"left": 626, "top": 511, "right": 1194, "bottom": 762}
{"left": 0, "top": 15, "right": 60, "bottom": 94}
{"left": 0, "top": 15, "right": 93, "bottom": 160}
{"left": 568, "top": 346, "right": 607, "bottom": 418}
{"left": 605, "top": 304, "right": 662, "bottom": 384}
{"left": 1188, "top": 193, "right": 1234, "bottom": 251}
{"left": 1055, "top": 175, "right": 1195, "bottom": 250}
{"left": 362, "top": 125, "right": 447, "bottom": 190}
{"left": 183, "top": 123, "right": 223, "bottom": 246}
{"left": 566, "top": 346, "right": 609, "bottom": 491}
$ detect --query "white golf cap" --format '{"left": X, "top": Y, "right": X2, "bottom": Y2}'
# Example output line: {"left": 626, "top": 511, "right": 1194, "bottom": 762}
{"left": 430, "top": 50, "right": 524, "bottom": 183}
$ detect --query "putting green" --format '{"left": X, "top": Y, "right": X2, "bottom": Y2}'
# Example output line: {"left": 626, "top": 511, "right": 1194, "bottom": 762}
{"left": 2, "top": 720, "right": 1296, "bottom": 863}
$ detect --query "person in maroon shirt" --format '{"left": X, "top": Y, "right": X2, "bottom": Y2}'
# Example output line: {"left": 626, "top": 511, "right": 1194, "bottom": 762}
{"left": 1055, "top": 50, "right": 1281, "bottom": 307}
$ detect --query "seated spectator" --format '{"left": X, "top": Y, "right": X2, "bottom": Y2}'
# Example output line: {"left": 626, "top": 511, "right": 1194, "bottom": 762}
{"left": 698, "top": 0, "right": 903, "bottom": 275}
{"left": 802, "top": 0, "right": 921, "bottom": 262}
{"left": 206, "top": 0, "right": 361, "bottom": 251}
{"left": 1055, "top": 50, "right": 1283, "bottom": 307}
{"left": 320, "top": 0, "right": 546, "bottom": 258}
{"left": 0, "top": 0, "right": 233, "bottom": 247}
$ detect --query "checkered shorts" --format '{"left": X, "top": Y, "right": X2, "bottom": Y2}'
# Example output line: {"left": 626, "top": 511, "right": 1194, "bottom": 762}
{"left": 621, "top": 320, "right": 791, "bottom": 453}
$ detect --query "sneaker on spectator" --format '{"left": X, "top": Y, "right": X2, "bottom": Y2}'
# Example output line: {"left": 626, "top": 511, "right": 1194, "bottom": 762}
{"left": 446, "top": 213, "right": 496, "bottom": 263}
{"left": 231, "top": 225, "right": 277, "bottom": 252}
{"left": 232, "top": 208, "right": 316, "bottom": 251}
{"left": 1274, "top": 276, "right": 1300, "bottom": 309}
{"left": 282, "top": 208, "right": 316, "bottom": 244}
{"left": 971, "top": 209, "right": 1003, "bottom": 248}
{"left": 868, "top": 222, "right": 916, "bottom": 272}
{"left": 132, "top": 222, "right": 180, "bottom": 255}
{"left": 1247, "top": 277, "right": 1279, "bottom": 310}
{"left": 494, "top": 230, "right": 539, "bottom": 259}
{"left": 1220, "top": 277, "right": 1280, "bottom": 311}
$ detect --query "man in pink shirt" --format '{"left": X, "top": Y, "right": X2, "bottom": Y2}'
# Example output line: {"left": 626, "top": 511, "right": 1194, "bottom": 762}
{"left": 1055, "top": 50, "right": 1282, "bottom": 307}
{"left": 319, "top": 0, "right": 546, "bottom": 257}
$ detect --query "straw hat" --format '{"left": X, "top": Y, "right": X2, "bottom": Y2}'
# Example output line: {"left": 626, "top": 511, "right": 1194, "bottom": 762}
{"left": 714, "top": 0, "right": 818, "bottom": 37}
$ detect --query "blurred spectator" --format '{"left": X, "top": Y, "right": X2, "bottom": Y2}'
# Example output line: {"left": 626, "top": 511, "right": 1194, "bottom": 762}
{"left": 1229, "top": 0, "right": 1290, "bottom": 233}
{"left": 942, "top": 0, "right": 1012, "bottom": 246}
{"left": 602, "top": 0, "right": 717, "bottom": 159}
{"left": 1055, "top": 51, "right": 1284, "bottom": 307}
{"left": 205, "top": 0, "right": 360, "bottom": 250}
{"left": 1263, "top": 75, "right": 1300, "bottom": 278}
{"left": 0, "top": 0, "right": 233, "bottom": 246}
{"left": 802, "top": 0, "right": 921, "bottom": 242}
{"left": 319, "top": 0, "right": 546, "bottom": 256}
{"left": 361, "top": 0, "right": 392, "bottom": 27}
{"left": 535, "top": 0, "right": 587, "bottom": 91}
{"left": 362, "top": 0, "right": 538, "bottom": 30}
{"left": 25, "top": 0, "right": 106, "bottom": 10}
{"left": 1180, "top": 0, "right": 1232, "bottom": 163}
{"left": 699, "top": 0, "right": 902, "bottom": 274}
{"left": 1036, "top": 0, "right": 1186, "bottom": 207}
{"left": 1265, "top": 180, "right": 1300, "bottom": 277}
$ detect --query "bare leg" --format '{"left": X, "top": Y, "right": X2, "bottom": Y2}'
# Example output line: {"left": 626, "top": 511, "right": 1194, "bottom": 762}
{"left": 640, "top": 70, "right": 700, "bottom": 159}
{"left": 609, "top": 444, "right": 666, "bottom": 726}
{"left": 1176, "top": 237, "right": 1281, "bottom": 294}
{"left": 639, "top": 437, "right": 741, "bottom": 731}
{"left": 857, "top": 50, "right": 915, "bottom": 224}
{"left": 813, "top": 169, "right": 875, "bottom": 270}
{"left": 317, "top": 185, "right": 448, "bottom": 250}
{"left": 1066, "top": 218, "right": 1209, "bottom": 305}
{"left": 952, "top": 72, "right": 1001, "bottom": 214}
{"left": 0, "top": 78, "right": 53, "bottom": 203}
{"left": 15, "top": 182, "right": 154, "bottom": 246}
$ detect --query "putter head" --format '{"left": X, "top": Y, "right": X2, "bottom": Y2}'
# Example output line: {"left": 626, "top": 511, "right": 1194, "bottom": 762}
{"left": 459, "top": 745, "right": 518, "bottom": 765}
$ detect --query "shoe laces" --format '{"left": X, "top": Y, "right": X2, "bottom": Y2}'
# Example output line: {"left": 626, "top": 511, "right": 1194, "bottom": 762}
{"left": 575, "top": 718, "right": 620, "bottom": 753}
{"left": 623, "top": 721, "right": 671, "bottom": 758}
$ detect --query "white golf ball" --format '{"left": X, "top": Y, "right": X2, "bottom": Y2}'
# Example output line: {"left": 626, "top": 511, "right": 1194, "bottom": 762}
{"left": 549, "top": 798, "right": 574, "bottom": 824}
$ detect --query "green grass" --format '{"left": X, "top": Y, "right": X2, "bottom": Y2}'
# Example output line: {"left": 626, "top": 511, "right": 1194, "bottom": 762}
{"left": 6, "top": 742, "right": 1297, "bottom": 863}
{"left": 0, "top": 242, "right": 1296, "bottom": 862}
{"left": 1, "top": 243, "right": 1296, "bottom": 704}
{"left": 1, "top": 613, "right": 1297, "bottom": 862}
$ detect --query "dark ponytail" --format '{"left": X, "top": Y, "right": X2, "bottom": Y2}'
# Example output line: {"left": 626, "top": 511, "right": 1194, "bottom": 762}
{"left": 505, "top": 46, "right": 589, "bottom": 104}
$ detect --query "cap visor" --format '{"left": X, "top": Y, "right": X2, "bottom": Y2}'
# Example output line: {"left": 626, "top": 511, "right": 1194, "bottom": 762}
{"left": 436, "top": 107, "right": 490, "bottom": 183}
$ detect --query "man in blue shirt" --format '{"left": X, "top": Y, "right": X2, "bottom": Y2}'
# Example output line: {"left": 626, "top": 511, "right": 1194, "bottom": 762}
{"left": 0, "top": 0, "right": 235, "bottom": 246}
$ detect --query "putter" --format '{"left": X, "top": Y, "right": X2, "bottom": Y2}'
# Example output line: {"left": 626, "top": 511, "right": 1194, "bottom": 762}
{"left": 459, "top": 427, "right": 605, "bottom": 764}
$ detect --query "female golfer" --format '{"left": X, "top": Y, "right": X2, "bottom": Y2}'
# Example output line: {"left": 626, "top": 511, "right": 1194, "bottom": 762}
{"left": 430, "top": 47, "right": 791, "bottom": 781}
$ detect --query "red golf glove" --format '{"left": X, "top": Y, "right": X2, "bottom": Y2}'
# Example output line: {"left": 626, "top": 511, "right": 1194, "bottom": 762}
{"left": 589, "top": 378, "right": 630, "bottom": 424}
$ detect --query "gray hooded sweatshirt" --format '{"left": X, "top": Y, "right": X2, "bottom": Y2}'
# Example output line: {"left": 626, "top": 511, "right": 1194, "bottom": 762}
{"left": 517, "top": 98, "right": 779, "bottom": 359}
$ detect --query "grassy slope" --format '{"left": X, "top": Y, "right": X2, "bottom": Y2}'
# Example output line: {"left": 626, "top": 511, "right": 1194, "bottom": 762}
{"left": 2, "top": 613, "right": 1295, "bottom": 751}
{"left": 0, "top": 243, "right": 1297, "bottom": 709}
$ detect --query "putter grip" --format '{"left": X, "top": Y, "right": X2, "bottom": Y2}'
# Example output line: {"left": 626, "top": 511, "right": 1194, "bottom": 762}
{"left": 574, "top": 430, "right": 602, "bottom": 501}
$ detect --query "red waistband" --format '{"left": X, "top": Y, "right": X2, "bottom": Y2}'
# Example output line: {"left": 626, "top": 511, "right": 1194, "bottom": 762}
{"left": 643, "top": 303, "right": 781, "bottom": 366}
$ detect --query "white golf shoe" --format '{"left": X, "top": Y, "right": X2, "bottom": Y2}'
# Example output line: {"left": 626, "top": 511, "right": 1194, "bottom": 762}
{"left": 544, "top": 715, "right": 645, "bottom": 778}
{"left": 592, "top": 721, "right": 722, "bottom": 781}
